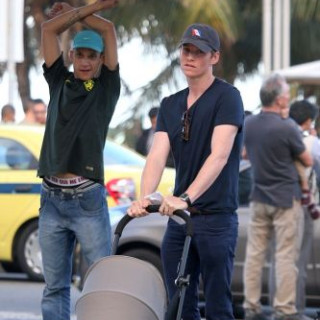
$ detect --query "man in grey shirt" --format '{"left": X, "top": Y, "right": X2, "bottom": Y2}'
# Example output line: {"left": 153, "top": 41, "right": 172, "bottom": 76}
{"left": 242, "top": 74, "right": 313, "bottom": 320}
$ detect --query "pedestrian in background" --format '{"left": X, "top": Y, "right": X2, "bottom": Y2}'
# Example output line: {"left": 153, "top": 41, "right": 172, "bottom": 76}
{"left": 135, "top": 107, "right": 175, "bottom": 167}
{"left": 1, "top": 104, "right": 15, "bottom": 123}
{"left": 243, "top": 74, "right": 313, "bottom": 320}
{"left": 290, "top": 101, "right": 320, "bottom": 220}
{"left": 32, "top": 98, "right": 47, "bottom": 125}
{"left": 135, "top": 107, "right": 159, "bottom": 156}
{"left": 128, "top": 23, "right": 244, "bottom": 320}
{"left": 37, "top": 1, "right": 120, "bottom": 319}
{"left": 20, "top": 99, "right": 37, "bottom": 125}
{"left": 269, "top": 99, "right": 320, "bottom": 320}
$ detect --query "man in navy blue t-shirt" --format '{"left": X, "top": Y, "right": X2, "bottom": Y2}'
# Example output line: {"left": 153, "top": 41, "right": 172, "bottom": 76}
{"left": 128, "top": 23, "right": 244, "bottom": 320}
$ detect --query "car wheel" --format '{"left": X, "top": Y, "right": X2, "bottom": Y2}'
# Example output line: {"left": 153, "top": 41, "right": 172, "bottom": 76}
{"left": 16, "top": 220, "right": 44, "bottom": 281}
{"left": 121, "top": 248, "right": 163, "bottom": 276}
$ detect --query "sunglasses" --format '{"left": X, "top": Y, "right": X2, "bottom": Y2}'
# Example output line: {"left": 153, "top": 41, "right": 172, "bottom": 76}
{"left": 181, "top": 110, "right": 191, "bottom": 141}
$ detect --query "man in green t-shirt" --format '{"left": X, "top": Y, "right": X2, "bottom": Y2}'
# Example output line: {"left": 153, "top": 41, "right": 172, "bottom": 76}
{"left": 37, "top": 1, "right": 120, "bottom": 319}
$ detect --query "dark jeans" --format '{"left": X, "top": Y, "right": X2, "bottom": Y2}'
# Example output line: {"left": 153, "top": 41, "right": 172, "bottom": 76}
{"left": 162, "top": 212, "right": 238, "bottom": 320}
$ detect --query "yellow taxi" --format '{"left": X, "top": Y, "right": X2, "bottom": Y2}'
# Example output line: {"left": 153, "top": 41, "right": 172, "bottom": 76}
{"left": 0, "top": 125, "right": 175, "bottom": 280}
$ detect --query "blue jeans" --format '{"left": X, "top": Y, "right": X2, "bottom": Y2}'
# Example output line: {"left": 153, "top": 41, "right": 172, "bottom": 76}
{"left": 39, "top": 183, "right": 111, "bottom": 320}
{"left": 162, "top": 212, "right": 238, "bottom": 320}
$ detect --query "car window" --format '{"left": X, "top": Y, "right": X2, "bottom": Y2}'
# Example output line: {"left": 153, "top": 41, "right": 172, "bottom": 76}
{"left": 238, "top": 166, "right": 252, "bottom": 206}
{"left": 104, "top": 141, "right": 145, "bottom": 166}
{"left": 0, "top": 138, "right": 38, "bottom": 170}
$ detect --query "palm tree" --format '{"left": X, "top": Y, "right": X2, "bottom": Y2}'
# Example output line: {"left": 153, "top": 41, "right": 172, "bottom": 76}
{"left": 13, "top": 0, "right": 242, "bottom": 133}
{"left": 7, "top": 0, "right": 320, "bottom": 126}
{"left": 110, "top": 0, "right": 242, "bottom": 125}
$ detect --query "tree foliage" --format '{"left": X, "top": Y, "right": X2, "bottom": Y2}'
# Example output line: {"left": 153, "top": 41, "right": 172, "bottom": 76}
{"left": 4, "top": 0, "right": 320, "bottom": 125}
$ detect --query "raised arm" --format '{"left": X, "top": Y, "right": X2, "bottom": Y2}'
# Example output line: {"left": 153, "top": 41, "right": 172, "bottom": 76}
{"left": 80, "top": 14, "right": 118, "bottom": 70}
{"left": 41, "top": 0, "right": 118, "bottom": 68}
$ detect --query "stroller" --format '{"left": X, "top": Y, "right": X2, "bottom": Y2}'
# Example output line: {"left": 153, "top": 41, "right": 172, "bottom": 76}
{"left": 76, "top": 205, "right": 193, "bottom": 320}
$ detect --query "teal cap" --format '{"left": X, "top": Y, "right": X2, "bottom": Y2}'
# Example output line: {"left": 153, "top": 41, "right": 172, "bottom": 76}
{"left": 72, "top": 30, "right": 104, "bottom": 53}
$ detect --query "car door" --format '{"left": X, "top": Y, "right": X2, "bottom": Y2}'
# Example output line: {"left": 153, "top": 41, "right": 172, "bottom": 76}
{"left": 0, "top": 137, "right": 41, "bottom": 262}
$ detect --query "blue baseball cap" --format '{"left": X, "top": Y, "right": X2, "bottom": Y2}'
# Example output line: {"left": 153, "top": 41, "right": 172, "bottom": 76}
{"left": 72, "top": 30, "right": 104, "bottom": 53}
{"left": 179, "top": 23, "right": 220, "bottom": 53}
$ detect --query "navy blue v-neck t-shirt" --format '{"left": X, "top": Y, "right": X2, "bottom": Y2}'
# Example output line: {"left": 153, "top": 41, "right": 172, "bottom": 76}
{"left": 157, "top": 78, "right": 244, "bottom": 213}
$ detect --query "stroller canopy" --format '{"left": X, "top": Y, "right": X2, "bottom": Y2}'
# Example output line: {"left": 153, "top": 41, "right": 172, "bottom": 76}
{"left": 76, "top": 255, "right": 167, "bottom": 320}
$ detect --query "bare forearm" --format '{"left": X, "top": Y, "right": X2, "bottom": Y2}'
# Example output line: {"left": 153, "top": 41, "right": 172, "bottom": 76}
{"left": 82, "top": 13, "right": 113, "bottom": 34}
{"left": 140, "top": 161, "right": 165, "bottom": 199}
{"left": 186, "top": 154, "right": 228, "bottom": 203}
{"left": 43, "top": 2, "right": 103, "bottom": 35}
{"left": 186, "top": 124, "right": 238, "bottom": 203}
{"left": 82, "top": 13, "right": 118, "bottom": 68}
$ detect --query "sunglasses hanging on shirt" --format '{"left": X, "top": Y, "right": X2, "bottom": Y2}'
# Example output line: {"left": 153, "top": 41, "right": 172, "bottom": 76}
{"left": 181, "top": 110, "right": 191, "bottom": 141}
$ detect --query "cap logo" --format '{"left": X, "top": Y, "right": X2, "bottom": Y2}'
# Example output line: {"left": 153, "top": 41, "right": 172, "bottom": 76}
{"left": 191, "top": 28, "right": 201, "bottom": 37}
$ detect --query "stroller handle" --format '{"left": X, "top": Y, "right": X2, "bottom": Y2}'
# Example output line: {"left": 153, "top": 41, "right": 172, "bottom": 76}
{"left": 114, "top": 205, "right": 193, "bottom": 238}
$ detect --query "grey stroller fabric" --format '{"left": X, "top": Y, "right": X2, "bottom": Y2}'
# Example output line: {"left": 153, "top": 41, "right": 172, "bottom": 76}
{"left": 76, "top": 255, "right": 167, "bottom": 320}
